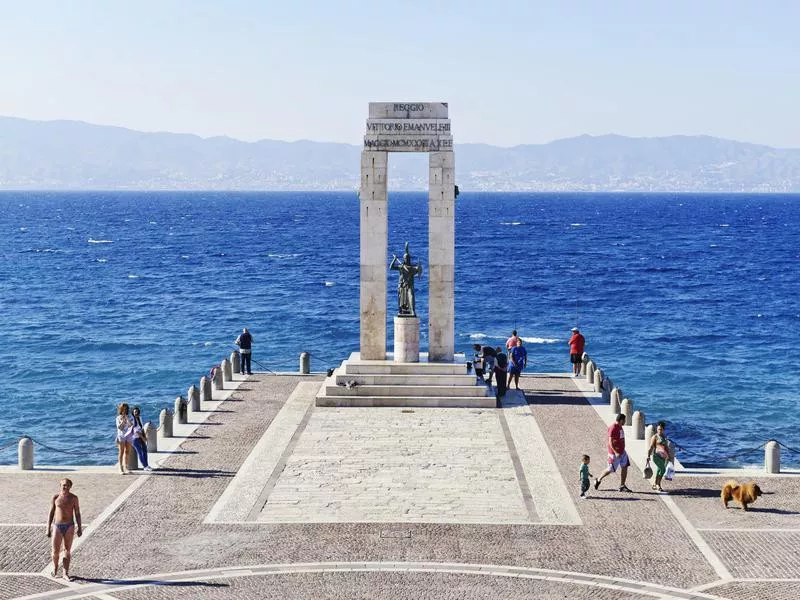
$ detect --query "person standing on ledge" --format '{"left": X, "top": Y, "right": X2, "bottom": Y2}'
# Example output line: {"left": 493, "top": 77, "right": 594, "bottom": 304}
{"left": 505, "top": 330, "right": 519, "bottom": 355}
{"left": 236, "top": 327, "right": 253, "bottom": 375}
{"left": 507, "top": 338, "right": 528, "bottom": 390}
{"left": 46, "top": 478, "right": 82, "bottom": 581}
{"left": 594, "top": 413, "right": 632, "bottom": 493}
{"left": 568, "top": 326, "right": 586, "bottom": 376}
{"left": 493, "top": 347, "right": 508, "bottom": 406}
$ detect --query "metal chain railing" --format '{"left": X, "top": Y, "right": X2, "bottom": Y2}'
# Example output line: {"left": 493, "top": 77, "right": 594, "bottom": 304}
{"left": 25, "top": 437, "right": 107, "bottom": 457}
{"left": 0, "top": 439, "right": 18, "bottom": 453}
{"left": 670, "top": 440, "right": 769, "bottom": 463}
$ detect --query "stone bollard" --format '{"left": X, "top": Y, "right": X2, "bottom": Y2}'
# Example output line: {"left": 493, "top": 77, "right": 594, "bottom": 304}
{"left": 610, "top": 387, "right": 622, "bottom": 414}
{"left": 586, "top": 361, "right": 595, "bottom": 383}
{"left": 222, "top": 358, "right": 232, "bottom": 383}
{"left": 231, "top": 351, "right": 240, "bottom": 374}
{"left": 200, "top": 376, "right": 212, "bottom": 404}
{"left": 300, "top": 352, "right": 310, "bottom": 374}
{"left": 765, "top": 440, "right": 780, "bottom": 473}
{"left": 621, "top": 398, "right": 633, "bottom": 424}
{"left": 18, "top": 436, "right": 34, "bottom": 470}
{"left": 188, "top": 385, "right": 200, "bottom": 413}
{"left": 144, "top": 422, "right": 157, "bottom": 452}
{"left": 126, "top": 444, "right": 139, "bottom": 471}
{"left": 213, "top": 365, "right": 224, "bottom": 391}
{"left": 593, "top": 368, "right": 604, "bottom": 393}
{"left": 174, "top": 396, "right": 188, "bottom": 425}
{"left": 632, "top": 411, "right": 645, "bottom": 440}
{"left": 645, "top": 424, "right": 654, "bottom": 444}
{"left": 580, "top": 353, "right": 589, "bottom": 376}
{"left": 159, "top": 408, "right": 173, "bottom": 438}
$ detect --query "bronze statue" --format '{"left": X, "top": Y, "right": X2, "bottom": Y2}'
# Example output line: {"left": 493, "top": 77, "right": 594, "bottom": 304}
{"left": 390, "top": 242, "right": 423, "bottom": 317}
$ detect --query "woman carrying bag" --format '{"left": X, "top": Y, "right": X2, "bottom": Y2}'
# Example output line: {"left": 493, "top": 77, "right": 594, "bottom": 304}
{"left": 646, "top": 420, "right": 672, "bottom": 493}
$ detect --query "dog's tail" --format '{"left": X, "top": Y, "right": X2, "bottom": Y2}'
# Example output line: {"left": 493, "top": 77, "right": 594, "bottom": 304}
{"left": 721, "top": 480, "right": 740, "bottom": 506}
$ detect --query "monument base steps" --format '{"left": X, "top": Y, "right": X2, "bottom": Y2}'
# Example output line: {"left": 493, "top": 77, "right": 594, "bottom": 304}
{"left": 316, "top": 352, "right": 494, "bottom": 408}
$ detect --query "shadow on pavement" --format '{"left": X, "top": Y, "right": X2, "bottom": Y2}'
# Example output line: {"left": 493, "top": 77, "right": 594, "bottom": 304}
{"left": 73, "top": 576, "right": 229, "bottom": 589}
{"left": 150, "top": 467, "right": 236, "bottom": 479}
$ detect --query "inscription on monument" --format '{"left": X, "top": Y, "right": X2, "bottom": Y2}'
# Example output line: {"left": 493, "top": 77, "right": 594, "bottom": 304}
{"left": 366, "top": 121, "right": 451, "bottom": 133}
{"left": 364, "top": 138, "right": 453, "bottom": 151}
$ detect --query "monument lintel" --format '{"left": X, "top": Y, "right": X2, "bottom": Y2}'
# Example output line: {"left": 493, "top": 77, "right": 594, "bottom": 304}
{"left": 368, "top": 102, "right": 449, "bottom": 120}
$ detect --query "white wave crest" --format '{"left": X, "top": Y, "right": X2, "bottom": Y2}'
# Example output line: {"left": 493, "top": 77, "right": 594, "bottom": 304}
{"left": 127, "top": 274, "right": 139, "bottom": 279}
{"left": 524, "top": 337, "right": 560, "bottom": 344}
{"left": 88, "top": 238, "right": 113, "bottom": 244}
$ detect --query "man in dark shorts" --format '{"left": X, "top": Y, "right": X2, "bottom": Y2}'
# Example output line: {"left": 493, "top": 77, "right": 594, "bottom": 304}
{"left": 47, "top": 478, "right": 82, "bottom": 580}
{"left": 568, "top": 327, "right": 585, "bottom": 376}
{"left": 481, "top": 345, "right": 497, "bottom": 385}
{"left": 471, "top": 344, "right": 485, "bottom": 382}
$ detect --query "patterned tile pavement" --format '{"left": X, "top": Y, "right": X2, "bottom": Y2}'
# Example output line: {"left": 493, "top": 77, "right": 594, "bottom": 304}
{"left": 1, "top": 371, "right": 800, "bottom": 599}
{"left": 0, "top": 575, "right": 64, "bottom": 600}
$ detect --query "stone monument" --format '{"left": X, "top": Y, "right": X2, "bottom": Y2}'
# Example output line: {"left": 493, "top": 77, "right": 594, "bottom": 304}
{"left": 359, "top": 102, "right": 455, "bottom": 362}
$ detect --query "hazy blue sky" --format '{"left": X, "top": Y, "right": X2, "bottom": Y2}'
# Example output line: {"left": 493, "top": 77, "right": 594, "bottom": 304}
{"left": 1, "top": 1, "right": 798, "bottom": 147}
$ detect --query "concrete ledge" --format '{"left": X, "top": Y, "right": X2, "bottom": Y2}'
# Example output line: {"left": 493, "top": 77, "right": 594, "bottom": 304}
{"left": 325, "top": 384, "right": 490, "bottom": 398}
{"left": 315, "top": 396, "right": 496, "bottom": 408}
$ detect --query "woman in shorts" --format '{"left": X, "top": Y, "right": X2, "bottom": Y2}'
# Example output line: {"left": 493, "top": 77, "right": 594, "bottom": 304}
{"left": 115, "top": 403, "right": 134, "bottom": 474}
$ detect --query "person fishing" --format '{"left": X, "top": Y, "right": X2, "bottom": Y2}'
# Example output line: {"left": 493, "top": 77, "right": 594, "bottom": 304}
{"left": 235, "top": 327, "right": 253, "bottom": 375}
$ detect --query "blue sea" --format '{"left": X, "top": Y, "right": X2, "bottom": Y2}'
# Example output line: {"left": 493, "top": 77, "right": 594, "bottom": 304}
{"left": 1, "top": 191, "right": 798, "bottom": 468}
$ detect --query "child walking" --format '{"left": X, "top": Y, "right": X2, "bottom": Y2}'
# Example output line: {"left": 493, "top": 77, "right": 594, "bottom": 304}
{"left": 579, "top": 454, "right": 593, "bottom": 498}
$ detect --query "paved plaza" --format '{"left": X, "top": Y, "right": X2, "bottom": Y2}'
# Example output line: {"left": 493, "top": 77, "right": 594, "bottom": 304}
{"left": 2, "top": 372, "right": 800, "bottom": 599}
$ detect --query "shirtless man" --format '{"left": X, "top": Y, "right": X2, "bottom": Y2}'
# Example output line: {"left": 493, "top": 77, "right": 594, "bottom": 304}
{"left": 46, "top": 479, "right": 82, "bottom": 580}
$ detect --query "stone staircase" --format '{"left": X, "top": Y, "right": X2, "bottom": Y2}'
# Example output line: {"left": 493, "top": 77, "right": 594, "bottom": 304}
{"left": 316, "top": 352, "right": 495, "bottom": 408}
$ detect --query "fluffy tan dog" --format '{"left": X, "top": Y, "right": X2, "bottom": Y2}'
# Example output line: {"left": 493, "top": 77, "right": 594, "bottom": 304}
{"left": 721, "top": 480, "right": 763, "bottom": 511}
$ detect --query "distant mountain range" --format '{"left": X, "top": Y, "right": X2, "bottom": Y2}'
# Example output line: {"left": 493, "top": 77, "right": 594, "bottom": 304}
{"left": 1, "top": 116, "right": 799, "bottom": 192}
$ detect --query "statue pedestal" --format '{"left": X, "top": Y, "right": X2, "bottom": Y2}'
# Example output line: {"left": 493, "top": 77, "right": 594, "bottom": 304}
{"left": 394, "top": 316, "right": 420, "bottom": 363}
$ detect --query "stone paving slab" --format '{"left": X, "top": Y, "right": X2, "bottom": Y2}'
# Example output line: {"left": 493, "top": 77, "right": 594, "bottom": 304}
{"left": 0, "top": 574, "right": 65, "bottom": 600}
{"left": 0, "top": 473, "right": 135, "bottom": 524}
{"left": 257, "top": 405, "right": 530, "bottom": 523}
{"left": 702, "top": 580, "right": 800, "bottom": 600}
{"left": 702, "top": 530, "right": 800, "bottom": 579}
{"left": 0, "top": 527, "right": 53, "bottom": 573}
{"left": 668, "top": 475, "right": 800, "bottom": 530}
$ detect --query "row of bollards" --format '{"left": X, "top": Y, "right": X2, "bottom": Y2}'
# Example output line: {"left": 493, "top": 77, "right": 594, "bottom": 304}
{"left": 580, "top": 352, "right": 782, "bottom": 474}
{"left": 16, "top": 351, "right": 317, "bottom": 470}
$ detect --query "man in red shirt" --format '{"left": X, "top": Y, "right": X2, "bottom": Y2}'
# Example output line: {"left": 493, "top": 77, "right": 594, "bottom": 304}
{"left": 568, "top": 327, "right": 585, "bottom": 376}
{"left": 594, "top": 413, "right": 632, "bottom": 492}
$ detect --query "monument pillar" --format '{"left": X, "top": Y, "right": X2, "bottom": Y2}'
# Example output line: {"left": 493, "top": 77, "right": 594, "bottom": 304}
{"left": 428, "top": 151, "right": 455, "bottom": 361}
{"left": 359, "top": 150, "right": 388, "bottom": 360}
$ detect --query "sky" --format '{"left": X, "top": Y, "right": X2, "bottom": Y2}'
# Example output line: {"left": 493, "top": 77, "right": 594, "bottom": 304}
{"left": 1, "top": 1, "right": 799, "bottom": 148}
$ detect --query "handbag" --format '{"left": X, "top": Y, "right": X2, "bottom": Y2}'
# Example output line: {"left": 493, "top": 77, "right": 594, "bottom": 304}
{"left": 642, "top": 459, "right": 653, "bottom": 480}
{"left": 664, "top": 462, "right": 675, "bottom": 481}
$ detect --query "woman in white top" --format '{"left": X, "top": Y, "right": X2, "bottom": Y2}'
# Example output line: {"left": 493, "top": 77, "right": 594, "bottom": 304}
{"left": 115, "top": 403, "right": 134, "bottom": 474}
